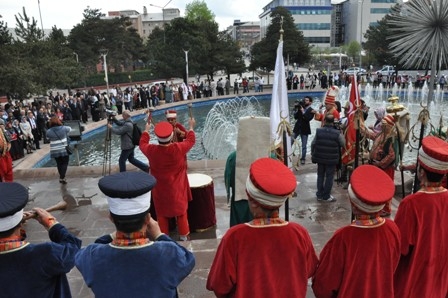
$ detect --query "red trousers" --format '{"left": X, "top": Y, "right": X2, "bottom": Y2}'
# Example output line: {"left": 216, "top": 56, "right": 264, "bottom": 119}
{"left": 382, "top": 166, "right": 395, "bottom": 214}
{"left": 158, "top": 212, "right": 190, "bottom": 237}
{"left": 0, "top": 153, "right": 13, "bottom": 182}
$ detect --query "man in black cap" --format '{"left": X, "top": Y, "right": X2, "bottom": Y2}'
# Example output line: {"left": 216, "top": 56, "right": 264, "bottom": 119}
{"left": 75, "top": 171, "right": 195, "bottom": 297}
{"left": 0, "top": 182, "right": 81, "bottom": 297}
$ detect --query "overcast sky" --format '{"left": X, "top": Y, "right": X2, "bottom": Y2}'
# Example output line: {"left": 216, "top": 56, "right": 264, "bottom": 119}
{"left": 2, "top": 0, "right": 269, "bottom": 31}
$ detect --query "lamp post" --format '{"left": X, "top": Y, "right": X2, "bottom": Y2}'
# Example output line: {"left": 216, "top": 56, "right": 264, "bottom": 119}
{"left": 359, "top": 0, "right": 365, "bottom": 68}
{"left": 73, "top": 52, "right": 78, "bottom": 63}
{"left": 99, "top": 49, "right": 109, "bottom": 96}
{"left": 37, "top": 0, "right": 44, "bottom": 35}
{"left": 183, "top": 48, "right": 189, "bottom": 84}
{"left": 149, "top": 0, "right": 172, "bottom": 43}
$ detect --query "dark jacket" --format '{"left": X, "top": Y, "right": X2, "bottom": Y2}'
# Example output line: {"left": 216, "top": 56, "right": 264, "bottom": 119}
{"left": 293, "top": 106, "right": 314, "bottom": 135}
{"left": 311, "top": 125, "right": 345, "bottom": 165}
{"left": 111, "top": 118, "right": 134, "bottom": 150}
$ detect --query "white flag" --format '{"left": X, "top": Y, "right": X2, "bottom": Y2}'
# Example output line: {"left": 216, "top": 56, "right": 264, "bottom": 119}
{"left": 269, "top": 40, "right": 291, "bottom": 166}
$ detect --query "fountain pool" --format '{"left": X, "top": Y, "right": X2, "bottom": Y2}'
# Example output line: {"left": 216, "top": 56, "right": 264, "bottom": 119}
{"left": 36, "top": 85, "right": 448, "bottom": 168}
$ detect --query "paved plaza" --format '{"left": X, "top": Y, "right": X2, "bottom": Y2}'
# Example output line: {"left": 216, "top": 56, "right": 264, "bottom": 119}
{"left": 12, "top": 94, "right": 410, "bottom": 298}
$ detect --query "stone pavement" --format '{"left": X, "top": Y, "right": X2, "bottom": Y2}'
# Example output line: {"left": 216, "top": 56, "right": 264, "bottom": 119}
{"left": 14, "top": 156, "right": 410, "bottom": 298}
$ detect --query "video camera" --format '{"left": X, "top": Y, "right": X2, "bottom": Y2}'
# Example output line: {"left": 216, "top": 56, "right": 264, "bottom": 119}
{"left": 105, "top": 108, "right": 117, "bottom": 118}
{"left": 294, "top": 99, "right": 306, "bottom": 109}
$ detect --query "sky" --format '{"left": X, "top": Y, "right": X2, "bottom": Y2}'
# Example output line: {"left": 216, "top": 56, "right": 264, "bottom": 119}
{"left": 1, "top": 0, "right": 268, "bottom": 32}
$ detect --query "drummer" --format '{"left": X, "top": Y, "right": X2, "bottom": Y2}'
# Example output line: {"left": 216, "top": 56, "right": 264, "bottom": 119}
{"left": 0, "top": 182, "right": 81, "bottom": 297}
{"left": 165, "top": 110, "right": 187, "bottom": 142}
{"left": 139, "top": 118, "right": 196, "bottom": 241}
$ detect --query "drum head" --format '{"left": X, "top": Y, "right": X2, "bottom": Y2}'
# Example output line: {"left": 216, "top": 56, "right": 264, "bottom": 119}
{"left": 188, "top": 173, "right": 213, "bottom": 188}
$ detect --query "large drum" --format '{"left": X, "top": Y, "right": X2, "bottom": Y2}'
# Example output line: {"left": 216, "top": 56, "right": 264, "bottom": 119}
{"left": 187, "top": 173, "right": 216, "bottom": 232}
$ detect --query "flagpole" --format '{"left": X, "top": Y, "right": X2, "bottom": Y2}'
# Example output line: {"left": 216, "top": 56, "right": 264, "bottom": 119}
{"left": 279, "top": 18, "right": 290, "bottom": 221}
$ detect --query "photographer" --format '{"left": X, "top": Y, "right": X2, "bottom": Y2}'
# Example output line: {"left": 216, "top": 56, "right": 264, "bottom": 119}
{"left": 107, "top": 110, "right": 149, "bottom": 173}
{"left": 292, "top": 96, "right": 315, "bottom": 165}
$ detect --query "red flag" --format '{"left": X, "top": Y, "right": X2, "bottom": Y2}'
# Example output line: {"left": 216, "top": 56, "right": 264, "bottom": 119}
{"left": 341, "top": 76, "right": 361, "bottom": 165}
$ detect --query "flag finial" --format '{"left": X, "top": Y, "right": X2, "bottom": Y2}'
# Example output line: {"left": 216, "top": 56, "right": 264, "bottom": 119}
{"left": 279, "top": 16, "right": 284, "bottom": 41}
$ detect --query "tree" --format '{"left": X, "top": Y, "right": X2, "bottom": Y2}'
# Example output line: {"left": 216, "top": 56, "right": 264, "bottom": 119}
{"left": 68, "top": 7, "right": 145, "bottom": 74}
{"left": 0, "top": 7, "right": 84, "bottom": 99}
{"left": 185, "top": 0, "right": 215, "bottom": 23}
{"left": 146, "top": 7, "right": 245, "bottom": 82}
{"left": 14, "top": 7, "right": 44, "bottom": 42}
{"left": 346, "top": 41, "right": 361, "bottom": 63}
{"left": 250, "top": 7, "right": 310, "bottom": 73}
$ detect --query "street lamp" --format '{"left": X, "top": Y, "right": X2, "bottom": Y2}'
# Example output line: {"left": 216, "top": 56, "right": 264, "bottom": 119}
{"left": 183, "top": 48, "right": 189, "bottom": 84}
{"left": 37, "top": 0, "right": 44, "bottom": 35}
{"left": 99, "top": 49, "right": 109, "bottom": 96}
{"left": 73, "top": 52, "right": 79, "bottom": 63}
{"left": 149, "top": 0, "right": 172, "bottom": 43}
{"left": 359, "top": 0, "right": 365, "bottom": 68}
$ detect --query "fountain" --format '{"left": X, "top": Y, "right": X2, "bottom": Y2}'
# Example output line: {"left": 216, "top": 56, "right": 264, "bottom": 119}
{"left": 36, "top": 84, "right": 448, "bottom": 168}
{"left": 201, "top": 96, "right": 266, "bottom": 160}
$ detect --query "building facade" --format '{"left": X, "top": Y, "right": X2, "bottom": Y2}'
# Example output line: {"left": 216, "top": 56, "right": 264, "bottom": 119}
{"left": 106, "top": 6, "right": 180, "bottom": 40}
{"left": 341, "top": 0, "right": 401, "bottom": 47}
{"left": 260, "top": 0, "right": 401, "bottom": 48}
{"left": 226, "top": 20, "right": 261, "bottom": 49}
{"left": 260, "top": 0, "right": 333, "bottom": 47}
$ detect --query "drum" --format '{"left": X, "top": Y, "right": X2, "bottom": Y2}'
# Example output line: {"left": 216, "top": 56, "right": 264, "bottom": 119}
{"left": 187, "top": 173, "right": 216, "bottom": 232}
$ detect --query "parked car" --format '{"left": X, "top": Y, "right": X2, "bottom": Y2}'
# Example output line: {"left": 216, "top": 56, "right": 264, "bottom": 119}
{"left": 375, "top": 65, "right": 395, "bottom": 76}
{"left": 344, "top": 67, "right": 366, "bottom": 75}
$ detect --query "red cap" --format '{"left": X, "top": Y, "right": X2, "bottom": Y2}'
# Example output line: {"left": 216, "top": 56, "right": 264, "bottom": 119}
{"left": 246, "top": 158, "right": 296, "bottom": 208}
{"left": 348, "top": 165, "right": 394, "bottom": 213}
{"left": 154, "top": 122, "right": 173, "bottom": 143}
{"left": 324, "top": 86, "right": 339, "bottom": 105}
{"left": 418, "top": 136, "right": 448, "bottom": 174}
{"left": 165, "top": 110, "right": 177, "bottom": 119}
{"left": 382, "top": 114, "right": 395, "bottom": 127}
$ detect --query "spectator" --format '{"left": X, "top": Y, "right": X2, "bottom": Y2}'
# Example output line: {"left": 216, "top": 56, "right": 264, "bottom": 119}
{"left": 311, "top": 114, "right": 346, "bottom": 202}
{"left": 46, "top": 116, "right": 72, "bottom": 184}
{"left": 292, "top": 96, "right": 315, "bottom": 165}
{"left": 108, "top": 110, "right": 149, "bottom": 173}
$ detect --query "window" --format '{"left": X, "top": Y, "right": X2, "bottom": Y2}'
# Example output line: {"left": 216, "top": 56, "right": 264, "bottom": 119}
{"left": 371, "top": 0, "right": 396, "bottom": 3}
{"left": 371, "top": 8, "right": 391, "bottom": 14}
{"left": 297, "top": 23, "right": 331, "bottom": 30}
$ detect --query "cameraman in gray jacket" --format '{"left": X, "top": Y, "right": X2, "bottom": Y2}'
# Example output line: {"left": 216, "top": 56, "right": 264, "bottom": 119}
{"left": 108, "top": 110, "right": 149, "bottom": 172}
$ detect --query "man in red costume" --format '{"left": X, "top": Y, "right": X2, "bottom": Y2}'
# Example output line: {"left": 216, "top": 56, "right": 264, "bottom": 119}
{"left": 314, "top": 86, "right": 340, "bottom": 126}
{"left": 394, "top": 136, "right": 448, "bottom": 297}
{"left": 312, "top": 164, "right": 401, "bottom": 297}
{"left": 165, "top": 110, "right": 187, "bottom": 142}
{"left": 207, "top": 158, "right": 318, "bottom": 297}
{"left": 365, "top": 114, "right": 397, "bottom": 216}
{"left": 139, "top": 119, "right": 195, "bottom": 241}
{"left": 0, "top": 119, "right": 13, "bottom": 182}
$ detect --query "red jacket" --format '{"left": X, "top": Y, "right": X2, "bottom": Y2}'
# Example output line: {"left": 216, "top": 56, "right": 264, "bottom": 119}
{"left": 139, "top": 130, "right": 195, "bottom": 217}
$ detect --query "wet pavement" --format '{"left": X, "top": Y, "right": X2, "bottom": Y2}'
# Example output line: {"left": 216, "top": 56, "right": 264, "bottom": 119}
{"left": 11, "top": 94, "right": 413, "bottom": 298}
{"left": 15, "top": 160, "right": 411, "bottom": 298}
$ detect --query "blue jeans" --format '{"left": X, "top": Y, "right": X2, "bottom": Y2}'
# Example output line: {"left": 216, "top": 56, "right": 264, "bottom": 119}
{"left": 300, "top": 134, "right": 308, "bottom": 161}
{"left": 119, "top": 148, "right": 149, "bottom": 173}
{"left": 316, "top": 163, "right": 336, "bottom": 199}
